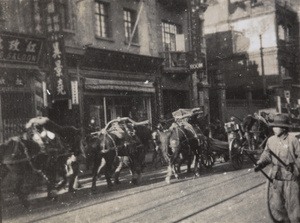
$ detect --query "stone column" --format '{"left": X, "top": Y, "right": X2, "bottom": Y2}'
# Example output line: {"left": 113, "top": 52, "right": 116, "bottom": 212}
{"left": 217, "top": 82, "right": 226, "bottom": 123}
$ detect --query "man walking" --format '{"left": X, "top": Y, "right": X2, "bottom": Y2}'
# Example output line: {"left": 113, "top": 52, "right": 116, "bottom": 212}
{"left": 254, "top": 113, "right": 300, "bottom": 223}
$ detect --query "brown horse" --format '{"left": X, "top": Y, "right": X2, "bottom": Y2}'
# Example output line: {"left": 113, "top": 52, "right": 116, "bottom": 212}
{"left": 155, "top": 123, "right": 203, "bottom": 184}
{"left": 86, "top": 118, "right": 148, "bottom": 192}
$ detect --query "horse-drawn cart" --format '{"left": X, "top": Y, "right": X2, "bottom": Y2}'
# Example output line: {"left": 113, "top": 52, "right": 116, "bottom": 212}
{"left": 205, "top": 118, "right": 266, "bottom": 170}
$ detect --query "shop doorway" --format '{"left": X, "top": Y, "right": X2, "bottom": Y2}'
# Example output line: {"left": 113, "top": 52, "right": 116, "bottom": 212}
{"left": 0, "top": 92, "right": 33, "bottom": 142}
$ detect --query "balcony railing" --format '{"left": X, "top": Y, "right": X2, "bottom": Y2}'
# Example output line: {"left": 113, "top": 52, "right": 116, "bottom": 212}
{"left": 160, "top": 51, "right": 190, "bottom": 69}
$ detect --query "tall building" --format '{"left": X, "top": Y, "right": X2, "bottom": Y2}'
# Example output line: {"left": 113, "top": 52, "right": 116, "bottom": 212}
{"left": 0, "top": 0, "right": 208, "bottom": 140}
{"left": 204, "top": 0, "right": 300, "bottom": 122}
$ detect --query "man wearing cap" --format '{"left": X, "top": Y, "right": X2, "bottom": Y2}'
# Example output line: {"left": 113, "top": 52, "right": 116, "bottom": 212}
{"left": 254, "top": 113, "right": 300, "bottom": 223}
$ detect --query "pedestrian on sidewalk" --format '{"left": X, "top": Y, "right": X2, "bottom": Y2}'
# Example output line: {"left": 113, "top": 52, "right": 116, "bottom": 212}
{"left": 254, "top": 113, "right": 300, "bottom": 223}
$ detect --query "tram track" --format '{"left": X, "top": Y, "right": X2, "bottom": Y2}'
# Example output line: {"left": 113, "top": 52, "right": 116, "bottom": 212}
{"left": 22, "top": 164, "right": 264, "bottom": 223}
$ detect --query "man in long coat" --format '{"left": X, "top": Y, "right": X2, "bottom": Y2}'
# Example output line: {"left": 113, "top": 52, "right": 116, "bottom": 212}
{"left": 255, "top": 113, "right": 300, "bottom": 223}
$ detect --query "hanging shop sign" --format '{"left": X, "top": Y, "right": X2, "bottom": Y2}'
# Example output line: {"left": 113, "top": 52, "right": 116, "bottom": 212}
{"left": 0, "top": 33, "right": 43, "bottom": 64}
{"left": 71, "top": 80, "right": 79, "bottom": 105}
{"left": 46, "top": 0, "right": 69, "bottom": 101}
{"left": 188, "top": 0, "right": 207, "bottom": 81}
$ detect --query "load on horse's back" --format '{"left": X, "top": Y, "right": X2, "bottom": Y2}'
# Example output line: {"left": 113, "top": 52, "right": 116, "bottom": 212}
{"left": 155, "top": 108, "right": 207, "bottom": 184}
{"left": 85, "top": 117, "right": 150, "bottom": 192}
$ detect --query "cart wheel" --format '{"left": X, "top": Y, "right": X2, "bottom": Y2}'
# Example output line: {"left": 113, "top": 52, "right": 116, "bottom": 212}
{"left": 229, "top": 138, "right": 244, "bottom": 170}
{"left": 201, "top": 153, "right": 214, "bottom": 168}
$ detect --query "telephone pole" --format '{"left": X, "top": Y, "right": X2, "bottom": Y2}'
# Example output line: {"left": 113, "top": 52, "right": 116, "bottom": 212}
{"left": 260, "top": 35, "right": 266, "bottom": 95}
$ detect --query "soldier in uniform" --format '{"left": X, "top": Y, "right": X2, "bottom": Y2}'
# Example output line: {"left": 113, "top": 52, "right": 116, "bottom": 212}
{"left": 254, "top": 113, "right": 300, "bottom": 223}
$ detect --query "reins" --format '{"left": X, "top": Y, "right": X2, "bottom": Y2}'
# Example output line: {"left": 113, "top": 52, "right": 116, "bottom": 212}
{"left": 19, "top": 140, "right": 50, "bottom": 184}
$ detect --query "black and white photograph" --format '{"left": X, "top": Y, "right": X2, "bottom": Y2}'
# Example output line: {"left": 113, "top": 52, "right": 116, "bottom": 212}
{"left": 0, "top": 0, "right": 300, "bottom": 222}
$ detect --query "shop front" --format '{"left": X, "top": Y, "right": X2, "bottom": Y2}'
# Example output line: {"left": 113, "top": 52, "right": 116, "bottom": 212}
{"left": 84, "top": 78, "right": 154, "bottom": 131}
{"left": 75, "top": 47, "right": 163, "bottom": 133}
{"left": 0, "top": 33, "right": 45, "bottom": 142}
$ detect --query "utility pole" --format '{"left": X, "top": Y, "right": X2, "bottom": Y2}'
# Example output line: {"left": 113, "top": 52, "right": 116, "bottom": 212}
{"left": 260, "top": 35, "right": 266, "bottom": 95}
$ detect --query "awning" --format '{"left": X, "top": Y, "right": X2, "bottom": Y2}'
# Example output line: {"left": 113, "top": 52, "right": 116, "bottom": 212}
{"left": 85, "top": 78, "right": 155, "bottom": 93}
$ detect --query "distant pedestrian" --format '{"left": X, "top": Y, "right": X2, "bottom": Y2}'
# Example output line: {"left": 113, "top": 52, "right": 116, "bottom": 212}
{"left": 254, "top": 113, "right": 300, "bottom": 223}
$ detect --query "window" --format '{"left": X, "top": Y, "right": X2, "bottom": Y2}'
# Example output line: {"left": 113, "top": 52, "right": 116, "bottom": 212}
{"left": 95, "top": 1, "right": 110, "bottom": 38}
{"left": 278, "top": 24, "right": 292, "bottom": 42}
{"left": 280, "top": 65, "right": 290, "bottom": 77}
{"left": 59, "top": 0, "right": 73, "bottom": 30}
{"left": 123, "top": 9, "right": 138, "bottom": 43}
{"left": 161, "top": 21, "right": 182, "bottom": 51}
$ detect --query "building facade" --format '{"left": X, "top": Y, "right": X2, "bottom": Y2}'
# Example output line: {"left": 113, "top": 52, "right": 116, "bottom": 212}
{"left": 204, "top": 0, "right": 300, "bottom": 122}
{"left": 0, "top": 0, "right": 47, "bottom": 142}
{"left": 0, "top": 0, "right": 209, "bottom": 140}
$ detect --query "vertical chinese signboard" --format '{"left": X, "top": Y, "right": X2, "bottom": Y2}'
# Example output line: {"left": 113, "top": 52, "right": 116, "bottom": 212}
{"left": 189, "top": 0, "right": 202, "bottom": 61}
{"left": 188, "top": 0, "right": 208, "bottom": 81}
{"left": 46, "top": 0, "right": 69, "bottom": 101}
{"left": 188, "top": 0, "right": 209, "bottom": 114}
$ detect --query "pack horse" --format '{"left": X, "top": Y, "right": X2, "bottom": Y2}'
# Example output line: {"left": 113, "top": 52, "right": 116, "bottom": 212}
{"left": 0, "top": 117, "right": 85, "bottom": 208}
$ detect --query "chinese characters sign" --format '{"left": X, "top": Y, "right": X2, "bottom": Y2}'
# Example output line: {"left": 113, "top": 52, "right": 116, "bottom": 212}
{"left": 189, "top": 0, "right": 203, "bottom": 64}
{"left": 188, "top": 0, "right": 208, "bottom": 83}
{"left": 46, "top": 0, "right": 69, "bottom": 101}
{"left": 0, "top": 34, "right": 42, "bottom": 64}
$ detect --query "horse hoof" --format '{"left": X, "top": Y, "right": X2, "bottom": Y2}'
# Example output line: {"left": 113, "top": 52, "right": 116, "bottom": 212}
{"left": 114, "top": 180, "right": 121, "bottom": 185}
{"left": 165, "top": 177, "right": 171, "bottom": 184}
{"left": 131, "top": 179, "right": 138, "bottom": 185}
{"left": 22, "top": 201, "right": 30, "bottom": 210}
{"left": 193, "top": 173, "right": 200, "bottom": 179}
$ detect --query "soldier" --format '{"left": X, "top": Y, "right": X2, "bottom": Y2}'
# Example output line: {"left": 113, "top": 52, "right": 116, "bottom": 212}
{"left": 254, "top": 113, "right": 300, "bottom": 223}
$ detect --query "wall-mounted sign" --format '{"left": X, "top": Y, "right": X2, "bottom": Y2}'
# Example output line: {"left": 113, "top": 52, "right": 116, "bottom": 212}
{"left": 71, "top": 80, "right": 79, "bottom": 105}
{"left": 189, "top": 62, "right": 203, "bottom": 70}
{"left": 46, "top": 0, "right": 69, "bottom": 101}
{"left": 0, "top": 33, "right": 43, "bottom": 64}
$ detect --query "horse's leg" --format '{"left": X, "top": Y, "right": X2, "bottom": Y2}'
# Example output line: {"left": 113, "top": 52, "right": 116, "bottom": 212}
{"left": 46, "top": 161, "right": 58, "bottom": 201}
{"left": 128, "top": 149, "right": 143, "bottom": 186}
{"left": 193, "top": 151, "right": 200, "bottom": 178}
{"left": 114, "top": 157, "right": 123, "bottom": 185}
{"left": 165, "top": 163, "right": 173, "bottom": 184}
{"left": 104, "top": 155, "right": 114, "bottom": 189}
{"left": 186, "top": 153, "right": 192, "bottom": 174}
{"left": 91, "top": 156, "right": 102, "bottom": 192}
{"left": 68, "top": 161, "right": 79, "bottom": 193}
{"left": 14, "top": 172, "right": 30, "bottom": 209}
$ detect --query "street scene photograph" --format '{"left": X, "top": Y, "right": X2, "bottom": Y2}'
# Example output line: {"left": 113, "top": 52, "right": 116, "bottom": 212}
{"left": 0, "top": 0, "right": 300, "bottom": 222}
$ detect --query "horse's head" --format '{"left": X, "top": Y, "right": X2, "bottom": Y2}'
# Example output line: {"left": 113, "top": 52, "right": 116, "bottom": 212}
{"left": 24, "top": 123, "right": 60, "bottom": 153}
{"left": 154, "top": 129, "right": 172, "bottom": 157}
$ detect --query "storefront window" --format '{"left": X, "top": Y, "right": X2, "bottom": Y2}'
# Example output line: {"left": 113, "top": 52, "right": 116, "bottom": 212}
{"left": 85, "top": 95, "right": 152, "bottom": 132}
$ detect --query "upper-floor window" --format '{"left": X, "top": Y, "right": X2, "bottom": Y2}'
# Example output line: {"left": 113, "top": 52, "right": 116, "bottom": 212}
{"left": 123, "top": 8, "right": 138, "bottom": 43}
{"left": 278, "top": 24, "right": 291, "bottom": 42}
{"left": 59, "top": 0, "right": 73, "bottom": 30}
{"left": 161, "top": 21, "right": 182, "bottom": 51}
{"left": 95, "top": 1, "right": 110, "bottom": 38}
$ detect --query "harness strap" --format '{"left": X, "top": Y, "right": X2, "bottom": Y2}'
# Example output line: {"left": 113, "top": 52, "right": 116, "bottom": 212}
{"left": 19, "top": 140, "right": 50, "bottom": 184}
